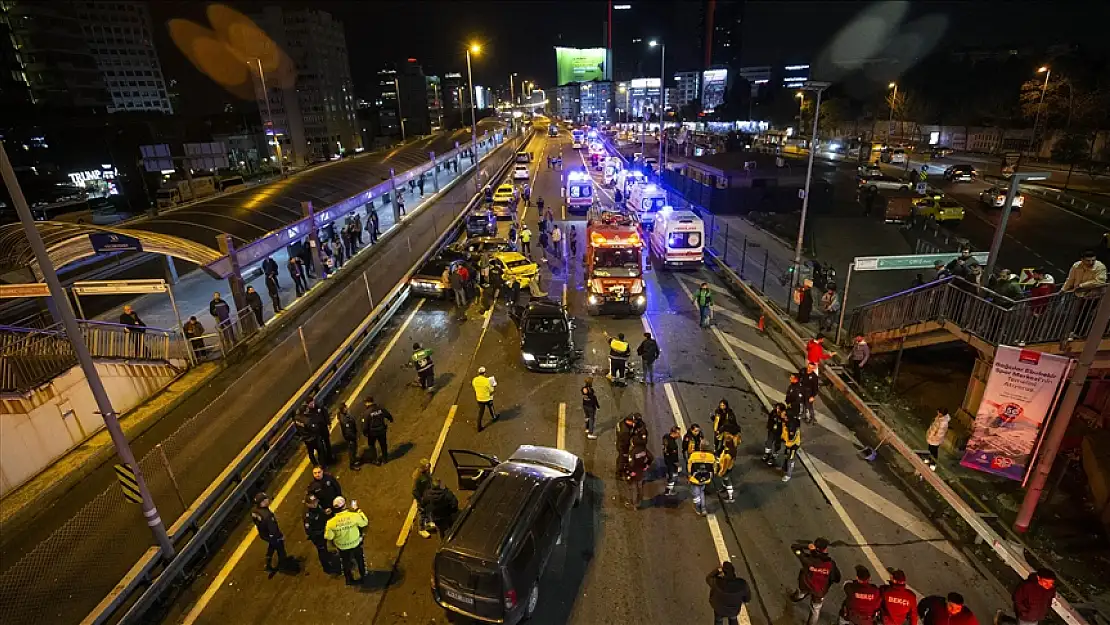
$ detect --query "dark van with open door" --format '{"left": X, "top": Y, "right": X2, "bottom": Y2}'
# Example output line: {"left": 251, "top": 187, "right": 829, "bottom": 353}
{"left": 433, "top": 445, "right": 584, "bottom": 624}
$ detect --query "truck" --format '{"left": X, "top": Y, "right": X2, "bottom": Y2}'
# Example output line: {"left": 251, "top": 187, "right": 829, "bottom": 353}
{"left": 649, "top": 207, "right": 704, "bottom": 269}
{"left": 584, "top": 205, "right": 646, "bottom": 316}
{"left": 155, "top": 176, "right": 217, "bottom": 209}
{"left": 625, "top": 182, "right": 668, "bottom": 231}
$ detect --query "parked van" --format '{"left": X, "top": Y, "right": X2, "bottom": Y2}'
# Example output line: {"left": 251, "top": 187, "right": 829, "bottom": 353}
{"left": 649, "top": 207, "right": 704, "bottom": 268}
{"left": 433, "top": 445, "right": 585, "bottom": 624}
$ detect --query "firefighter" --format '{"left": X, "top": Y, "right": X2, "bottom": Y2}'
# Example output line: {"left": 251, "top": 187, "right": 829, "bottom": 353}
{"left": 791, "top": 537, "right": 842, "bottom": 625}
{"left": 662, "top": 425, "right": 682, "bottom": 496}
{"left": 688, "top": 440, "right": 717, "bottom": 516}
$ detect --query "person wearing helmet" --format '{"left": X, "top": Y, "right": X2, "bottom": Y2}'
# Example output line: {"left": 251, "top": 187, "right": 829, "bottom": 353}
{"left": 325, "top": 496, "right": 369, "bottom": 586}
{"left": 411, "top": 343, "right": 435, "bottom": 390}
{"left": 250, "top": 492, "right": 288, "bottom": 573}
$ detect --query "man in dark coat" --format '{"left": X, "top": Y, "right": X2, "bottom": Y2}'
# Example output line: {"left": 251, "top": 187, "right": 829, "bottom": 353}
{"left": 245, "top": 285, "right": 265, "bottom": 327}
{"left": 707, "top": 561, "right": 751, "bottom": 625}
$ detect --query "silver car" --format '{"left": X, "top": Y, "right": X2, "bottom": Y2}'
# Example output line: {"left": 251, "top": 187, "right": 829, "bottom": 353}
{"left": 858, "top": 174, "right": 911, "bottom": 192}
{"left": 978, "top": 186, "right": 1025, "bottom": 209}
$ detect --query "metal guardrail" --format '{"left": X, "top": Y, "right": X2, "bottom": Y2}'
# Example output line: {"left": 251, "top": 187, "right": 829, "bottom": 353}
{"left": 78, "top": 129, "right": 533, "bottom": 625}
{"left": 1021, "top": 183, "right": 1109, "bottom": 218}
{"left": 0, "top": 320, "right": 185, "bottom": 393}
{"left": 702, "top": 249, "right": 1092, "bottom": 625}
{"left": 849, "top": 277, "right": 1110, "bottom": 349}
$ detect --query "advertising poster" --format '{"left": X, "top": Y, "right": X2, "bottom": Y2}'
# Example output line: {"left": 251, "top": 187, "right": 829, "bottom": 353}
{"left": 555, "top": 47, "right": 610, "bottom": 85}
{"left": 701, "top": 69, "right": 728, "bottom": 112}
{"left": 960, "top": 346, "right": 1070, "bottom": 481}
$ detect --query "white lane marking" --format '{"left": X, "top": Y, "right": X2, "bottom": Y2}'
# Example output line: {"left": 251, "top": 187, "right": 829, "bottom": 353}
{"left": 557, "top": 402, "right": 566, "bottom": 450}
{"left": 676, "top": 272, "right": 740, "bottom": 300}
{"left": 674, "top": 276, "right": 758, "bottom": 329}
{"left": 756, "top": 380, "right": 858, "bottom": 445}
{"left": 562, "top": 282, "right": 568, "bottom": 307}
{"left": 805, "top": 455, "right": 967, "bottom": 564}
{"left": 662, "top": 382, "right": 689, "bottom": 431}
{"left": 397, "top": 405, "right": 457, "bottom": 547}
{"left": 721, "top": 332, "right": 797, "bottom": 373}
{"left": 481, "top": 298, "right": 494, "bottom": 330}
{"left": 181, "top": 302, "right": 425, "bottom": 624}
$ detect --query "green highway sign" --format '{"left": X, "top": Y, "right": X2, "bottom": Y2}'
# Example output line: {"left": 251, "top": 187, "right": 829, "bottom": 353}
{"left": 854, "top": 252, "right": 989, "bottom": 272}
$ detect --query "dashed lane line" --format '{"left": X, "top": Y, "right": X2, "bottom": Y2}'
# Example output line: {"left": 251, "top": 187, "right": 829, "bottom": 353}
{"left": 720, "top": 332, "right": 798, "bottom": 373}
{"left": 673, "top": 275, "right": 759, "bottom": 329}
{"left": 396, "top": 405, "right": 457, "bottom": 547}
{"left": 557, "top": 402, "right": 567, "bottom": 450}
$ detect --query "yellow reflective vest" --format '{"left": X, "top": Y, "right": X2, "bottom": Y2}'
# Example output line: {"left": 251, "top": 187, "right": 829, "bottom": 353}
{"left": 520, "top": 229, "right": 532, "bottom": 243}
{"left": 688, "top": 450, "right": 716, "bottom": 484}
{"left": 325, "top": 509, "right": 368, "bottom": 550}
{"left": 609, "top": 339, "right": 630, "bottom": 358}
{"left": 472, "top": 375, "right": 493, "bottom": 402}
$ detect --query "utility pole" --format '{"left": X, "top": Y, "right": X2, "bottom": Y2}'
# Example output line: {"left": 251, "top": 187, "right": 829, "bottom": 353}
{"left": 791, "top": 81, "right": 830, "bottom": 293}
{"left": 1, "top": 141, "right": 176, "bottom": 559}
{"left": 984, "top": 171, "right": 1051, "bottom": 280}
{"left": 1015, "top": 284, "right": 1110, "bottom": 532}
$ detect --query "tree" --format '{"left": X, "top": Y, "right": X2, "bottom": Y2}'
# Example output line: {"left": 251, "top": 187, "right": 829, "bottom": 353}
{"left": 1050, "top": 132, "right": 1090, "bottom": 190}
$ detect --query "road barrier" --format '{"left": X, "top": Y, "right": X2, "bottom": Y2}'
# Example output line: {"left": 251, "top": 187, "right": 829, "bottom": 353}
{"left": 71, "top": 128, "right": 533, "bottom": 625}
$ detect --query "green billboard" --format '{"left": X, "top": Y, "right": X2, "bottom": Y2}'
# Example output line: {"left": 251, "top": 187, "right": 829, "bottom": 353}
{"left": 555, "top": 47, "right": 610, "bottom": 85}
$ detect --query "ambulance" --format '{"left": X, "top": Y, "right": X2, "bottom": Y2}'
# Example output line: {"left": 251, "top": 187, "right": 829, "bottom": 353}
{"left": 564, "top": 169, "right": 594, "bottom": 214}
{"left": 625, "top": 182, "right": 668, "bottom": 231}
{"left": 648, "top": 207, "right": 704, "bottom": 269}
{"left": 615, "top": 169, "right": 646, "bottom": 200}
{"left": 602, "top": 156, "right": 623, "bottom": 186}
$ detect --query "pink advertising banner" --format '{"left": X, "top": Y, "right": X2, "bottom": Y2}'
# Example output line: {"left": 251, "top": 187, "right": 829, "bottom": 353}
{"left": 960, "top": 346, "right": 1070, "bottom": 481}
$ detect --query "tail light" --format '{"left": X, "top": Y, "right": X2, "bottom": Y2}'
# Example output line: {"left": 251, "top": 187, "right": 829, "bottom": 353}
{"left": 504, "top": 588, "right": 518, "bottom": 610}
{"left": 996, "top": 195, "right": 1006, "bottom": 204}
{"left": 1015, "top": 195, "right": 1025, "bottom": 206}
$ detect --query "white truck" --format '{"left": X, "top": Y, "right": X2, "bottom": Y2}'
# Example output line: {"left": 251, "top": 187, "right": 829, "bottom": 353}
{"left": 625, "top": 182, "right": 668, "bottom": 231}
{"left": 155, "top": 176, "right": 217, "bottom": 209}
{"left": 649, "top": 208, "right": 704, "bottom": 268}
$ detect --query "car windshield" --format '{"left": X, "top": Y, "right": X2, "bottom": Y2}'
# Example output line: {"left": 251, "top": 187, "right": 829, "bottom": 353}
{"left": 569, "top": 184, "right": 592, "bottom": 198}
{"left": 594, "top": 248, "right": 639, "bottom": 269}
{"left": 506, "top": 258, "right": 532, "bottom": 269}
{"left": 939, "top": 200, "right": 962, "bottom": 208}
{"left": 525, "top": 317, "right": 567, "bottom": 334}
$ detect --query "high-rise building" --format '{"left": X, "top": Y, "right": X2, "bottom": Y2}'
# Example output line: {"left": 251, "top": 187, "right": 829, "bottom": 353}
{"left": 579, "top": 81, "right": 613, "bottom": 122}
{"left": 673, "top": 71, "right": 700, "bottom": 109}
{"left": 395, "top": 59, "right": 431, "bottom": 137}
{"left": 377, "top": 66, "right": 400, "bottom": 137}
{"left": 555, "top": 84, "right": 579, "bottom": 120}
{"left": 700, "top": 0, "right": 744, "bottom": 72}
{"left": 609, "top": 3, "right": 642, "bottom": 81}
{"left": 251, "top": 7, "right": 361, "bottom": 165}
{"left": 77, "top": 1, "right": 172, "bottom": 114}
{"left": 1, "top": 1, "right": 111, "bottom": 112}
{"left": 426, "top": 75, "right": 443, "bottom": 131}
{"left": 738, "top": 65, "right": 771, "bottom": 97}
{"left": 442, "top": 72, "right": 465, "bottom": 127}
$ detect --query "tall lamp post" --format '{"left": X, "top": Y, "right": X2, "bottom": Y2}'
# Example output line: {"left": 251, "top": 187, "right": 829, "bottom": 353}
{"left": 795, "top": 91, "right": 804, "bottom": 130}
{"left": 791, "top": 81, "right": 831, "bottom": 298}
{"left": 649, "top": 40, "right": 666, "bottom": 172}
{"left": 466, "top": 43, "right": 482, "bottom": 197}
{"left": 983, "top": 171, "right": 1051, "bottom": 280}
{"left": 887, "top": 82, "right": 898, "bottom": 141}
{"left": 249, "top": 58, "right": 285, "bottom": 177}
{"left": 1031, "top": 66, "right": 1051, "bottom": 151}
{"left": 393, "top": 77, "right": 406, "bottom": 141}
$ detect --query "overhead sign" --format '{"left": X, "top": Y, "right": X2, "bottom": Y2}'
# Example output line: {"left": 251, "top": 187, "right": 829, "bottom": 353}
{"left": 555, "top": 47, "right": 609, "bottom": 85}
{"left": 114, "top": 463, "right": 144, "bottom": 504}
{"left": 72, "top": 279, "right": 167, "bottom": 296}
{"left": 960, "top": 346, "right": 1071, "bottom": 481}
{"left": 854, "top": 252, "right": 989, "bottom": 272}
{"left": 89, "top": 233, "right": 143, "bottom": 253}
{"left": 0, "top": 283, "right": 51, "bottom": 299}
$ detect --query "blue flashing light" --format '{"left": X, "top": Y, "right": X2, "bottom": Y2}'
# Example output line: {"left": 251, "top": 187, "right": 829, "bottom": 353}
{"left": 568, "top": 170, "right": 591, "bottom": 181}
{"left": 645, "top": 184, "right": 659, "bottom": 194}
{"left": 660, "top": 205, "right": 673, "bottom": 216}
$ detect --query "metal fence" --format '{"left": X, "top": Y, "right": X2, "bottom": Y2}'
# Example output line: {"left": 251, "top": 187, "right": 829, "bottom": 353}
{"left": 0, "top": 129, "right": 527, "bottom": 625}
{"left": 849, "top": 277, "right": 1110, "bottom": 348}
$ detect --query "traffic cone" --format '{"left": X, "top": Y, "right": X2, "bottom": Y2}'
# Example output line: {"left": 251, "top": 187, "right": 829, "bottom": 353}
{"left": 758, "top": 314, "right": 766, "bottom": 333}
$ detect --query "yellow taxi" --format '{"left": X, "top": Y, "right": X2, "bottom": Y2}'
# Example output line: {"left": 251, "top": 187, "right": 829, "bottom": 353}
{"left": 489, "top": 251, "right": 538, "bottom": 287}
{"left": 913, "top": 194, "right": 965, "bottom": 224}
{"left": 492, "top": 184, "right": 515, "bottom": 204}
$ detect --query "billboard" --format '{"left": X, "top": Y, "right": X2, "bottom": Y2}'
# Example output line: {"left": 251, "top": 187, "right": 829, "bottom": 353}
{"left": 702, "top": 68, "right": 728, "bottom": 112}
{"left": 960, "top": 346, "right": 1071, "bottom": 481}
{"left": 555, "top": 47, "right": 610, "bottom": 85}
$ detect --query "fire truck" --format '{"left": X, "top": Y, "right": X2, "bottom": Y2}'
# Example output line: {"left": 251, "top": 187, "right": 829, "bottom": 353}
{"left": 584, "top": 206, "right": 646, "bottom": 316}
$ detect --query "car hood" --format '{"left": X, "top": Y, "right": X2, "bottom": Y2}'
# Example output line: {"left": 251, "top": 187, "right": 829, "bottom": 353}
{"left": 522, "top": 332, "right": 571, "bottom": 356}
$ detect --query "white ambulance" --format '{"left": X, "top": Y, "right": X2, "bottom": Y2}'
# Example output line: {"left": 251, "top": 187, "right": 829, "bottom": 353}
{"left": 649, "top": 207, "right": 704, "bottom": 268}
{"left": 625, "top": 182, "right": 668, "bottom": 231}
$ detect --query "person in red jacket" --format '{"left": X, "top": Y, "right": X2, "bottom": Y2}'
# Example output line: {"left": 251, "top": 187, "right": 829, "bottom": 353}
{"left": 840, "top": 566, "right": 882, "bottom": 625}
{"left": 996, "top": 569, "right": 1056, "bottom": 625}
{"left": 806, "top": 334, "right": 835, "bottom": 373}
{"left": 921, "top": 593, "right": 979, "bottom": 625}
{"left": 880, "top": 570, "right": 918, "bottom": 625}
{"left": 791, "top": 537, "right": 842, "bottom": 625}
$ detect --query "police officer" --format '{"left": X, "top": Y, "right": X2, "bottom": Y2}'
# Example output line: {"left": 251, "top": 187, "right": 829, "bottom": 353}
{"left": 362, "top": 397, "right": 394, "bottom": 464}
{"left": 616, "top": 412, "right": 648, "bottom": 479}
{"left": 294, "top": 408, "right": 323, "bottom": 466}
{"left": 791, "top": 537, "right": 842, "bottom": 625}
{"left": 411, "top": 343, "right": 435, "bottom": 390}
{"left": 841, "top": 566, "right": 882, "bottom": 625}
{"left": 606, "top": 332, "right": 631, "bottom": 383}
{"left": 303, "top": 494, "right": 338, "bottom": 574}
{"left": 688, "top": 440, "right": 717, "bottom": 516}
{"left": 337, "top": 403, "right": 361, "bottom": 470}
{"left": 717, "top": 425, "right": 740, "bottom": 503}
{"left": 307, "top": 466, "right": 343, "bottom": 517}
{"left": 305, "top": 398, "right": 334, "bottom": 464}
{"left": 662, "top": 426, "right": 682, "bottom": 496}
{"left": 763, "top": 403, "right": 789, "bottom": 466}
{"left": 879, "top": 570, "right": 918, "bottom": 625}
{"left": 251, "top": 492, "right": 288, "bottom": 572}
{"left": 325, "top": 496, "right": 369, "bottom": 586}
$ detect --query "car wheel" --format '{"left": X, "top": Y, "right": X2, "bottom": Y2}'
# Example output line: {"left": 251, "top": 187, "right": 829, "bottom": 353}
{"left": 524, "top": 582, "right": 540, "bottom": 619}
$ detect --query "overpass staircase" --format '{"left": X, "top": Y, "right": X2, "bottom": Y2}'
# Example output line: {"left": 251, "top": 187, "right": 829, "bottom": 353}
{"left": 846, "top": 278, "right": 1110, "bottom": 366}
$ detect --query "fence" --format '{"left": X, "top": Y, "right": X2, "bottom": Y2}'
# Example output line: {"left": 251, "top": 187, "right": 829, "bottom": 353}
{"left": 0, "top": 128, "right": 527, "bottom": 625}
{"left": 1020, "top": 183, "right": 1110, "bottom": 220}
{"left": 849, "top": 277, "right": 1110, "bottom": 349}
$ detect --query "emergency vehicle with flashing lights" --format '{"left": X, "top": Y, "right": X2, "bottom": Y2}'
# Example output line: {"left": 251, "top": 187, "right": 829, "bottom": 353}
{"left": 564, "top": 169, "right": 594, "bottom": 214}
{"left": 603, "top": 156, "right": 623, "bottom": 187}
{"left": 571, "top": 129, "right": 586, "bottom": 149}
{"left": 584, "top": 205, "right": 646, "bottom": 316}
{"left": 615, "top": 169, "right": 646, "bottom": 200}
{"left": 649, "top": 207, "right": 704, "bottom": 269}
{"left": 625, "top": 182, "right": 668, "bottom": 231}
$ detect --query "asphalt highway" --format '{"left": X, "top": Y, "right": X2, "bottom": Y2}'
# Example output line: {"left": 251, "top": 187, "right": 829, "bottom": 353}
{"left": 162, "top": 127, "right": 1013, "bottom": 625}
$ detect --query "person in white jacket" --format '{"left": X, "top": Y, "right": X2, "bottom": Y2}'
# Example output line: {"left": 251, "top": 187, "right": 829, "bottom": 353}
{"left": 925, "top": 409, "right": 951, "bottom": 471}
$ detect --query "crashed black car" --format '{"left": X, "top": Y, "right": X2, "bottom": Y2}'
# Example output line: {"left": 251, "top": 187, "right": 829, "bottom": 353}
{"left": 510, "top": 299, "right": 578, "bottom": 372}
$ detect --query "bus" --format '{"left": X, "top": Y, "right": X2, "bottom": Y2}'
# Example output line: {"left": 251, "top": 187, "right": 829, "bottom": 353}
{"left": 571, "top": 129, "right": 585, "bottom": 149}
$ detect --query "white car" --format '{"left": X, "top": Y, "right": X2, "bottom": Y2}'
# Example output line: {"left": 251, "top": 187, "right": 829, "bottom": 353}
{"left": 492, "top": 184, "right": 515, "bottom": 204}
{"left": 979, "top": 185, "right": 1025, "bottom": 209}
{"left": 858, "top": 174, "right": 911, "bottom": 192}
{"left": 513, "top": 164, "right": 530, "bottom": 180}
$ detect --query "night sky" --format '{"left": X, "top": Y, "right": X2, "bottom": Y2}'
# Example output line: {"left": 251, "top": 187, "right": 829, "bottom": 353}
{"left": 150, "top": 1, "right": 1102, "bottom": 116}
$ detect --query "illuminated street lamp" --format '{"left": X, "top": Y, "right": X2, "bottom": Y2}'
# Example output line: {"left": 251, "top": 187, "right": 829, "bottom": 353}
{"left": 649, "top": 39, "right": 666, "bottom": 171}
{"left": 796, "top": 91, "right": 804, "bottom": 130}
{"left": 1032, "top": 66, "right": 1051, "bottom": 148}
{"left": 887, "top": 82, "right": 898, "bottom": 141}
{"left": 790, "top": 81, "right": 831, "bottom": 308}
{"left": 466, "top": 42, "right": 481, "bottom": 196}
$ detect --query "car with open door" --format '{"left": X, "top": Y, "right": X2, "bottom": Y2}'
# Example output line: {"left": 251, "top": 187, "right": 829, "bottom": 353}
{"left": 434, "top": 446, "right": 585, "bottom": 624}
{"left": 509, "top": 299, "right": 579, "bottom": 371}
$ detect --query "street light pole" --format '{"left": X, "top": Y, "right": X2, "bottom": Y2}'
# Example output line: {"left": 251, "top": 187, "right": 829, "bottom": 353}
{"left": 466, "top": 45, "right": 481, "bottom": 197}
{"left": 984, "top": 171, "right": 1051, "bottom": 280}
{"left": 887, "top": 82, "right": 898, "bottom": 141}
{"left": 656, "top": 42, "right": 666, "bottom": 171}
{"left": 0, "top": 141, "right": 176, "bottom": 559}
{"left": 1032, "top": 67, "right": 1051, "bottom": 151}
{"left": 251, "top": 58, "right": 284, "bottom": 177}
{"left": 791, "top": 81, "right": 830, "bottom": 292}
{"left": 393, "top": 77, "right": 406, "bottom": 142}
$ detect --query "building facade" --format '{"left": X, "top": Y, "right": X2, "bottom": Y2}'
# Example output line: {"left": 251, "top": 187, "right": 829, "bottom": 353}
{"left": 77, "top": 1, "right": 171, "bottom": 114}
{"left": 579, "top": 80, "right": 613, "bottom": 123}
{"left": 555, "top": 83, "right": 579, "bottom": 120}
{"left": 426, "top": 75, "right": 443, "bottom": 131}
{"left": 673, "top": 71, "right": 700, "bottom": 108}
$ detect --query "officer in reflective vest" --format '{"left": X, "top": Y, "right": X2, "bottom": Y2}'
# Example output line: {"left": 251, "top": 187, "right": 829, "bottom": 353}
{"left": 687, "top": 441, "right": 717, "bottom": 516}
{"left": 325, "top": 496, "right": 369, "bottom": 586}
{"left": 606, "top": 332, "right": 631, "bottom": 381}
